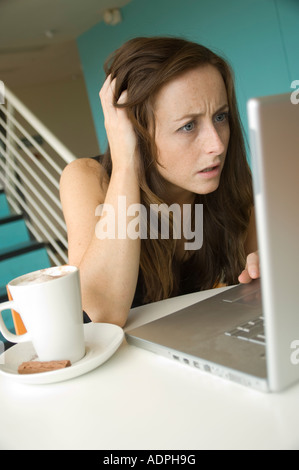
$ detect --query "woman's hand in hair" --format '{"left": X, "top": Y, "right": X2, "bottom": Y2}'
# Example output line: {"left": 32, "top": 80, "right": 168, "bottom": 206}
{"left": 238, "top": 251, "right": 260, "bottom": 284}
{"left": 100, "top": 75, "right": 138, "bottom": 171}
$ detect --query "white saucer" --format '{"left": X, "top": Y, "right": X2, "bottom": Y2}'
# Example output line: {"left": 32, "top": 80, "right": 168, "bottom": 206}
{"left": 0, "top": 323, "right": 124, "bottom": 385}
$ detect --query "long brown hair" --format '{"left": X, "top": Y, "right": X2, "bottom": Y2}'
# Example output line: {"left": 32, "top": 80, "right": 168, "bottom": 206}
{"left": 102, "top": 36, "right": 253, "bottom": 303}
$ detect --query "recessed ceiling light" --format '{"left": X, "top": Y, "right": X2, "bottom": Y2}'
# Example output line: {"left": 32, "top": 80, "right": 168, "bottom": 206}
{"left": 44, "top": 29, "right": 56, "bottom": 39}
{"left": 103, "top": 8, "right": 122, "bottom": 26}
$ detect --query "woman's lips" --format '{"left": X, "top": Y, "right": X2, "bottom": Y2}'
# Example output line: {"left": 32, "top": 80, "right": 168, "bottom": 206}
{"left": 197, "top": 164, "right": 221, "bottom": 178}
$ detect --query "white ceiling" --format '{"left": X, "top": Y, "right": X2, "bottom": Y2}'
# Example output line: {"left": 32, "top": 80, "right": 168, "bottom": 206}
{"left": 0, "top": 0, "right": 132, "bottom": 88}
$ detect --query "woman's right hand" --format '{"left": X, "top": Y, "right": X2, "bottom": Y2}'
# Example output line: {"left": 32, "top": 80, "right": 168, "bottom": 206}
{"left": 99, "top": 75, "right": 138, "bottom": 171}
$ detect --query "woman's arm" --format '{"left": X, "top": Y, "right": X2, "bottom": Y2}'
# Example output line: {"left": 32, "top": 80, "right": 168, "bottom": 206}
{"left": 60, "top": 77, "right": 141, "bottom": 326}
{"left": 238, "top": 206, "right": 260, "bottom": 283}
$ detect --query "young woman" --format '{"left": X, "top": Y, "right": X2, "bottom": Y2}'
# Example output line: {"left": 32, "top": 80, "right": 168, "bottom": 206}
{"left": 60, "top": 37, "right": 260, "bottom": 327}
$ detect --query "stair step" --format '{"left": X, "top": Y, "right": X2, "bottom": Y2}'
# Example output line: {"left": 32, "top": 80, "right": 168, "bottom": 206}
{"left": 0, "top": 284, "right": 8, "bottom": 302}
{"left": 0, "top": 190, "right": 11, "bottom": 218}
{"left": 0, "top": 213, "right": 31, "bottom": 250}
{"left": 0, "top": 213, "right": 23, "bottom": 225}
{"left": 0, "top": 240, "right": 51, "bottom": 287}
{"left": 0, "top": 239, "right": 46, "bottom": 261}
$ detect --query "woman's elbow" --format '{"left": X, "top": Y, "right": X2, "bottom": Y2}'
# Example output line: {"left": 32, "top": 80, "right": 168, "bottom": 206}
{"left": 82, "top": 299, "right": 129, "bottom": 328}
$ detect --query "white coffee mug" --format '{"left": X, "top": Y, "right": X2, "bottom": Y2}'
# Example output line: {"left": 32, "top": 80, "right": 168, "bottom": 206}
{"left": 0, "top": 265, "right": 85, "bottom": 363}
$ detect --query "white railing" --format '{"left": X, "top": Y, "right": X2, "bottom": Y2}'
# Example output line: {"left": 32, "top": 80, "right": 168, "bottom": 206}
{"left": 0, "top": 85, "right": 76, "bottom": 266}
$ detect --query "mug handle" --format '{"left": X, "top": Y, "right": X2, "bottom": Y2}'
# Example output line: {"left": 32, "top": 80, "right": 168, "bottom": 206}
{"left": 0, "top": 301, "right": 30, "bottom": 343}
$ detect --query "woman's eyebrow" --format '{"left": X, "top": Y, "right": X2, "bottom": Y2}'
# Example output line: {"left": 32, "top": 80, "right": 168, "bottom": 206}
{"left": 173, "top": 103, "right": 229, "bottom": 123}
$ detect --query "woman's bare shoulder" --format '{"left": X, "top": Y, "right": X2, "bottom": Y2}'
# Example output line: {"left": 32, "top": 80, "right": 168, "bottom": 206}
{"left": 60, "top": 157, "right": 109, "bottom": 197}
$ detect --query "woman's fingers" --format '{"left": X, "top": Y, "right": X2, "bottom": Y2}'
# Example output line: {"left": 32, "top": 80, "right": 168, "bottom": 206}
{"left": 99, "top": 75, "right": 137, "bottom": 168}
{"left": 238, "top": 251, "right": 260, "bottom": 284}
{"left": 117, "top": 89, "right": 129, "bottom": 108}
{"left": 100, "top": 75, "right": 117, "bottom": 116}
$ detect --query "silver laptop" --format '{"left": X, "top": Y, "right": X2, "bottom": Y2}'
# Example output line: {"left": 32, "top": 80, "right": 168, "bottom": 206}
{"left": 125, "top": 92, "right": 299, "bottom": 393}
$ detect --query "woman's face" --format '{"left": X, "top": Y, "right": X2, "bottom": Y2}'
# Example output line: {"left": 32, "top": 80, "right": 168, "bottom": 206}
{"left": 153, "top": 65, "right": 230, "bottom": 203}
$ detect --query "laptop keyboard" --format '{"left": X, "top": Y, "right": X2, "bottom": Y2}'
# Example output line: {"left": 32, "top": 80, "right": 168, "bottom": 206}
{"left": 225, "top": 317, "right": 265, "bottom": 345}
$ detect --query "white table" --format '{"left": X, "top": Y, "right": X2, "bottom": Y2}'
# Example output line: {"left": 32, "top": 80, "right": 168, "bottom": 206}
{"left": 0, "top": 286, "right": 299, "bottom": 450}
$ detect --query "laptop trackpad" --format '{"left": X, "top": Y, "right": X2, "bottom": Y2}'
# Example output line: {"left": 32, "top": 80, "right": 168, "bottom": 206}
{"left": 221, "top": 279, "right": 262, "bottom": 307}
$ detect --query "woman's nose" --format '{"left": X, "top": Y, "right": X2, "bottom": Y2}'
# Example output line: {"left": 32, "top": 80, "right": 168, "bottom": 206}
{"left": 201, "top": 125, "right": 226, "bottom": 156}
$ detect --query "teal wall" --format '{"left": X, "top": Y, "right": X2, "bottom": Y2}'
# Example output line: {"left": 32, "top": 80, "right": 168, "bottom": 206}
{"left": 77, "top": 0, "right": 299, "bottom": 154}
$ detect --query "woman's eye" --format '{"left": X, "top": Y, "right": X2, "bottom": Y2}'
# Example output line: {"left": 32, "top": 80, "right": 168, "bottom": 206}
{"left": 215, "top": 112, "right": 229, "bottom": 123}
{"left": 180, "top": 121, "right": 195, "bottom": 132}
